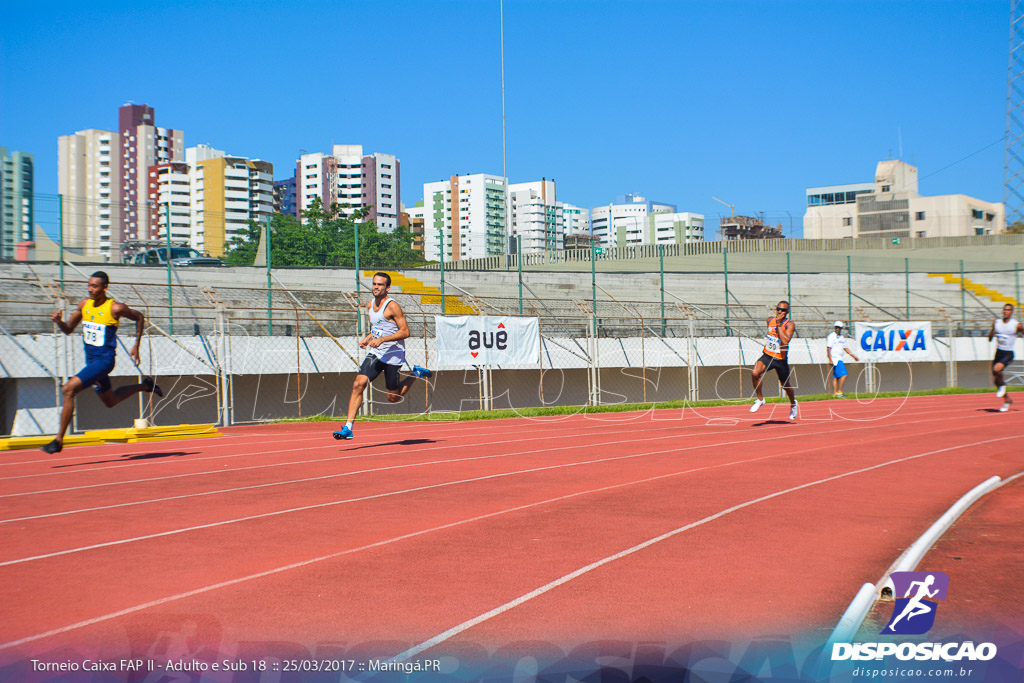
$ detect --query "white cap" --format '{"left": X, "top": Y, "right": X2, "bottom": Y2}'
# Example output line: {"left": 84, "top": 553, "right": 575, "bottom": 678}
{"left": 833, "top": 321, "right": 844, "bottom": 328}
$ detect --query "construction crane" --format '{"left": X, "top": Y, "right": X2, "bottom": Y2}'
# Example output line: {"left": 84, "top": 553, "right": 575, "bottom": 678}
{"left": 712, "top": 196, "right": 735, "bottom": 218}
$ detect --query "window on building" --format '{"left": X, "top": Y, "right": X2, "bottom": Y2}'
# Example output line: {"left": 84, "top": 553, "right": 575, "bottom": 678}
{"left": 881, "top": 185, "right": 891, "bottom": 192}
{"left": 915, "top": 211, "right": 925, "bottom": 220}
{"left": 986, "top": 213, "right": 995, "bottom": 221}
{"left": 842, "top": 217, "right": 852, "bottom": 226}
{"left": 917, "top": 231, "right": 926, "bottom": 238}
{"left": 975, "top": 227, "right": 985, "bottom": 235}
{"left": 972, "top": 209, "right": 984, "bottom": 219}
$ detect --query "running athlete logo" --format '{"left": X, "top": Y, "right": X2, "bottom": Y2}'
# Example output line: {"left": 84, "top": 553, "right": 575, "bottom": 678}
{"left": 882, "top": 571, "right": 949, "bottom": 635}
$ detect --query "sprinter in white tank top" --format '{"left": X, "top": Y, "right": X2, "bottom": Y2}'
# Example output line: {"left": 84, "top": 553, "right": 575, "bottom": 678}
{"left": 988, "top": 303, "right": 1024, "bottom": 412}
{"left": 333, "top": 272, "right": 432, "bottom": 440}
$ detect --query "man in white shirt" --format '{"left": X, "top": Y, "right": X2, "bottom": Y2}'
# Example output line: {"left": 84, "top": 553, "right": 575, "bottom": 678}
{"left": 987, "top": 303, "right": 1023, "bottom": 412}
{"left": 826, "top": 321, "right": 859, "bottom": 398}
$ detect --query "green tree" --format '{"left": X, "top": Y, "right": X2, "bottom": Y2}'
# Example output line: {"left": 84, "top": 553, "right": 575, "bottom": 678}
{"left": 222, "top": 198, "right": 424, "bottom": 268}
{"left": 1006, "top": 220, "right": 1024, "bottom": 234}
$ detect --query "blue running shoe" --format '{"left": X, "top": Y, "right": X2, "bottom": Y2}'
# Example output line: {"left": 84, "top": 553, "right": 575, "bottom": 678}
{"left": 412, "top": 365, "right": 433, "bottom": 378}
{"left": 332, "top": 425, "right": 353, "bottom": 440}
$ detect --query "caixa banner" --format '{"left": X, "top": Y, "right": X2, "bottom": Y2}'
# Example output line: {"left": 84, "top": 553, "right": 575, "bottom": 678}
{"left": 435, "top": 316, "right": 540, "bottom": 368}
{"left": 854, "top": 321, "right": 933, "bottom": 361}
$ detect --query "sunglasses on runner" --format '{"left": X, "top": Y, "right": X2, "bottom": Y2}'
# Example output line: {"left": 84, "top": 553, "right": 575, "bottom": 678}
{"left": 776, "top": 307, "right": 788, "bottom": 312}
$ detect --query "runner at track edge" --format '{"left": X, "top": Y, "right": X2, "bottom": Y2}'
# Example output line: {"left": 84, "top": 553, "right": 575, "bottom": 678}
{"left": 42, "top": 271, "right": 162, "bottom": 454}
{"left": 750, "top": 300, "right": 798, "bottom": 420}
{"left": 333, "top": 272, "right": 432, "bottom": 440}
{"left": 988, "top": 303, "right": 1023, "bottom": 412}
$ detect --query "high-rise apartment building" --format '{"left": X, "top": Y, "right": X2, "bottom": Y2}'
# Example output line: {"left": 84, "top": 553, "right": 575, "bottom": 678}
{"left": 187, "top": 145, "right": 273, "bottom": 257}
{"left": 148, "top": 162, "right": 191, "bottom": 245}
{"left": 423, "top": 174, "right": 507, "bottom": 261}
{"left": 58, "top": 130, "right": 118, "bottom": 259}
{"left": 0, "top": 147, "right": 34, "bottom": 260}
{"left": 296, "top": 144, "right": 400, "bottom": 230}
{"left": 591, "top": 194, "right": 703, "bottom": 247}
{"left": 118, "top": 104, "right": 184, "bottom": 245}
{"left": 273, "top": 177, "right": 297, "bottom": 217}
{"left": 509, "top": 179, "right": 561, "bottom": 254}
{"left": 560, "top": 202, "right": 590, "bottom": 243}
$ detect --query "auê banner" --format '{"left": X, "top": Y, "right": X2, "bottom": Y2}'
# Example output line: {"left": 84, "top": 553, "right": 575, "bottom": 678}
{"left": 854, "top": 321, "right": 933, "bottom": 361}
{"left": 435, "top": 316, "right": 540, "bottom": 368}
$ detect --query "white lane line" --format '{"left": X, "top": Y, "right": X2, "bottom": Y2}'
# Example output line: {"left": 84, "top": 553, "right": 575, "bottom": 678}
{"left": 0, "top": 408, "right": 996, "bottom": 522}
{"left": 0, "top": 392, "right": 963, "bottom": 473}
{"left": 0, "top": 399, "right": 973, "bottom": 493}
{"left": 0, "top": 410, "right": 1004, "bottom": 564}
{"left": 2, "top": 432, "right": 1016, "bottom": 654}
{"left": 387, "top": 434, "right": 1024, "bottom": 663}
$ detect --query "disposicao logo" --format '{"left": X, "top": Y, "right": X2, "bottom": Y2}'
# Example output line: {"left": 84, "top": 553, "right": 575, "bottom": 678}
{"left": 831, "top": 571, "right": 998, "bottom": 662}
{"left": 883, "top": 571, "right": 948, "bottom": 635}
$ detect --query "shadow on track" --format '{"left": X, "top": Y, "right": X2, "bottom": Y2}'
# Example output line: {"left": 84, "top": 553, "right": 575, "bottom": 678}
{"left": 343, "top": 438, "right": 438, "bottom": 451}
{"left": 53, "top": 451, "right": 197, "bottom": 468}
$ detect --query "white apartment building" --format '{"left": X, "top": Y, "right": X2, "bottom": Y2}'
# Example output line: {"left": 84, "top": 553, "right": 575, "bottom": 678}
{"left": 423, "top": 174, "right": 507, "bottom": 262}
{"left": 509, "top": 179, "right": 561, "bottom": 254}
{"left": 804, "top": 160, "right": 1005, "bottom": 240}
{"left": 296, "top": 144, "right": 400, "bottom": 230}
{"left": 590, "top": 194, "right": 702, "bottom": 248}
{"left": 147, "top": 162, "right": 191, "bottom": 245}
{"left": 560, "top": 202, "right": 590, "bottom": 242}
{"left": 57, "top": 129, "right": 119, "bottom": 260}
{"left": 187, "top": 145, "right": 273, "bottom": 257}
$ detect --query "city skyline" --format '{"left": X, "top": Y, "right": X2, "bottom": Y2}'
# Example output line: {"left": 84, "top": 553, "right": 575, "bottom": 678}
{"left": 1, "top": 0, "right": 1009, "bottom": 239}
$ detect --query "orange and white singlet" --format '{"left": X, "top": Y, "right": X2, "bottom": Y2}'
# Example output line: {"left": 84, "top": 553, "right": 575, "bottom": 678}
{"left": 763, "top": 317, "right": 789, "bottom": 360}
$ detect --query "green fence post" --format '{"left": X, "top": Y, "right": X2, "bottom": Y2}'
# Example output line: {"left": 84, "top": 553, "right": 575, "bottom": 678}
{"left": 591, "top": 242, "right": 597, "bottom": 332}
{"left": 724, "top": 246, "right": 730, "bottom": 336}
{"left": 905, "top": 257, "right": 910, "bottom": 320}
{"left": 266, "top": 215, "right": 272, "bottom": 335}
{"left": 354, "top": 221, "right": 361, "bottom": 335}
{"left": 847, "top": 255, "right": 852, "bottom": 323}
{"left": 517, "top": 234, "right": 523, "bottom": 315}
{"left": 165, "top": 204, "right": 174, "bottom": 335}
{"left": 57, "top": 194, "right": 64, "bottom": 292}
{"left": 1016, "top": 262, "right": 1020, "bottom": 306}
{"left": 960, "top": 259, "right": 965, "bottom": 334}
{"left": 439, "top": 225, "right": 446, "bottom": 316}
{"left": 786, "top": 252, "right": 791, "bottom": 302}
{"left": 659, "top": 243, "right": 665, "bottom": 336}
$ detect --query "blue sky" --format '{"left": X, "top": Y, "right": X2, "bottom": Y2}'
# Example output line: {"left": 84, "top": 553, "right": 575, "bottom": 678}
{"left": 0, "top": 0, "right": 1009, "bottom": 238}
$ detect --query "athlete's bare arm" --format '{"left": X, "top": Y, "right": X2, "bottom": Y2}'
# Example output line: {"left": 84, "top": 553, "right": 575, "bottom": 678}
{"left": 51, "top": 299, "right": 86, "bottom": 335}
{"left": 113, "top": 301, "right": 145, "bottom": 365}
{"left": 778, "top": 319, "right": 795, "bottom": 346}
{"left": 988, "top": 322, "right": 997, "bottom": 341}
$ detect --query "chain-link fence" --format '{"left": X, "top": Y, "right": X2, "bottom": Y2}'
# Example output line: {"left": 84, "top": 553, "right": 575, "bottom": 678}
{"left": 1, "top": 258, "right": 1019, "bottom": 437}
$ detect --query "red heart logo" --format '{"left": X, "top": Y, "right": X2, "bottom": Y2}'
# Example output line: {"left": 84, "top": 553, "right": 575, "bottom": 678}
{"left": 471, "top": 352, "right": 479, "bottom": 358}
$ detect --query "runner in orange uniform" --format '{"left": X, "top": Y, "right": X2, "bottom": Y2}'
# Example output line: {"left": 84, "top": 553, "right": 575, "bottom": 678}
{"left": 750, "top": 300, "right": 798, "bottom": 420}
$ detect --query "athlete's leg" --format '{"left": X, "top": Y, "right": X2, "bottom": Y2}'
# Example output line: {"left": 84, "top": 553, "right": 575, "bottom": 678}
{"left": 55, "top": 376, "right": 85, "bottom": 446}
{"left": 97, "top": 378, "right": 161, "bottom": 408}
{"left": 346, "top": 374, "right": 370, "bottom": 422}
{"left": 837, "top": 373, "right": 847, "bottom": 395}
{"left": 993, "top": 361, "right": 1005, "bottom": 388}
{"left": 751, "top": 360, "right": 767, "bottom": 400}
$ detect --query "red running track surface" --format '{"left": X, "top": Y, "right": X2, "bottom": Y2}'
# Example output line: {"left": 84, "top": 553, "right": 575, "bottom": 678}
{"left": 0, "top": 393, "right": 1021, "bottom": 666}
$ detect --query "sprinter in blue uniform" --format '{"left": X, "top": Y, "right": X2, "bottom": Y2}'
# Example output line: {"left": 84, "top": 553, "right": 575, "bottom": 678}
{"left": 42, "top": 271, "right": 162, "bottom": 454}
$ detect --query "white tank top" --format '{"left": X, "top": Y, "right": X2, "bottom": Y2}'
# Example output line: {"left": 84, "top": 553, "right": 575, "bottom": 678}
{"left": 993, "top": 317, "right": 1019, "bottom": 351}
{"left": 368, "top": 297, "right": 405, "bottom": 365}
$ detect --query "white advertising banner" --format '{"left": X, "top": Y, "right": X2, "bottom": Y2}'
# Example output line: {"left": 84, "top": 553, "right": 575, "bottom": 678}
{"left": 435, "top": 316, "right": 540, "bottom": 367}
{"left": 854, "top": 321, "right": 934, "bottom": 361}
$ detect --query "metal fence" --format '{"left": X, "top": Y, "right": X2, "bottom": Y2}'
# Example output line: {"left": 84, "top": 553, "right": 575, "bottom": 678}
{"left": 2, "top": 258, "right": 1013, "bottom": 438}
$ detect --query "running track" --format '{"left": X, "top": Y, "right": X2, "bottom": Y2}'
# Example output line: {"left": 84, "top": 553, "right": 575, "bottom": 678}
{"left": 1, "top": 393, "right": 1022, "bottom": 670}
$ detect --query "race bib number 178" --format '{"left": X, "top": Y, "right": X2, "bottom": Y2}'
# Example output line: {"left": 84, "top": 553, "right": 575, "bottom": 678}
{"left": 83, "top": 321, "right": 105, "bottom": 347}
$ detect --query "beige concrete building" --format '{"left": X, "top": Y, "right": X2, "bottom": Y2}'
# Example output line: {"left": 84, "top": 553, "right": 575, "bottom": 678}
{"left": 57, "top": 129, "right": 120, "bottom": 260}
{"left": 804, "top": 160, "right": 1004, "bottom": 240}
